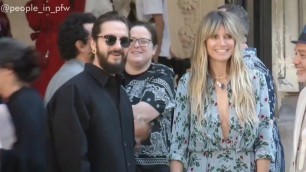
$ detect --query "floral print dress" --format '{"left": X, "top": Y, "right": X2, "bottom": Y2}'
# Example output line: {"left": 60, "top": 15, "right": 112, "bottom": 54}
{"left": 243, "top": 48, "right": 284, "bottom": 172}
{"left": 170, "top": 70, "right": 273, "bottom": 172}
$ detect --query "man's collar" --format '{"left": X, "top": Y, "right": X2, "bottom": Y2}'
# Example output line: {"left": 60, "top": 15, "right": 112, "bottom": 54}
{"left": 84, "top": 63, "right": 123, "bottom": 86}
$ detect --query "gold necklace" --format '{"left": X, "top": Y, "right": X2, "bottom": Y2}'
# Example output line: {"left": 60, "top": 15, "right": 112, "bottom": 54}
{"left": 215, "top": 79, "right": 227, "bottom": 90}
{"left": 212, "top": 75, "right": 227, "bottom": 79}
{"left": 212, "top": 75, "right": 228, "bottom": 90}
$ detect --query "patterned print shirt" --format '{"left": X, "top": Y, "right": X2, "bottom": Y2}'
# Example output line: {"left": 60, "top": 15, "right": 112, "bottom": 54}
{"left": 123, "top": 63, "right": 175, "bottom": 166}
{"left": 243, "top": 48, "right": 285, "bottom": 172}
{"left": 243, "top": 48, "right": 276, "bottom": 119}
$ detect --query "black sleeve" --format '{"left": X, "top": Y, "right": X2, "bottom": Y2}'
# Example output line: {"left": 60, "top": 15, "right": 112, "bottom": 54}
{"left": 47, "top": 84, "right": 90, "bottom": 172}
{"left": 1, "top": 92, "right": 47, "bottom": 172}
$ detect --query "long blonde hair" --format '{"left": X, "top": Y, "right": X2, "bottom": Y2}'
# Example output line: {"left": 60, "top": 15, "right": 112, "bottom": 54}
{"left": 189, "top": 11, "right": 258, "bottom": 125}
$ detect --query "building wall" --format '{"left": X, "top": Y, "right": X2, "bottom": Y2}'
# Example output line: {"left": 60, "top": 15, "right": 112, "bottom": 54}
{"left": 272, "top": 0, "right": 302, "bottom": 111}
{"left": 299, "top": 0, "right": 306, "bottom": 30}
{"left": 167, "top": 0, "right": 224, "bottom": 59}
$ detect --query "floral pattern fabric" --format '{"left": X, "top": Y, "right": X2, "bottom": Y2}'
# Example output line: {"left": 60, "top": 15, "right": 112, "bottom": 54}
{"left": 243, "top": 48, "right": 285, "bottom": 172}
{"left": 170, "top": 70, "right": 273, "bottom": 172}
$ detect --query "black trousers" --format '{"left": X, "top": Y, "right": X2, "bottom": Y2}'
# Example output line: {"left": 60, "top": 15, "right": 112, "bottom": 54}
{"left": 136, "top": 164, "right": 170, "bottom": 172}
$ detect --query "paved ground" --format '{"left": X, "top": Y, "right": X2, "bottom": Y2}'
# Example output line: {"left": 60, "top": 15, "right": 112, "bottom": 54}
{"left": 278, "top": 93, "right": 299, "bottom": 172}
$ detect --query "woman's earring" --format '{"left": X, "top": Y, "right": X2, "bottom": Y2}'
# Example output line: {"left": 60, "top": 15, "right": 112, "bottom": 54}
{"left": 92, "top": 49, "right": 96, "bottom": 54}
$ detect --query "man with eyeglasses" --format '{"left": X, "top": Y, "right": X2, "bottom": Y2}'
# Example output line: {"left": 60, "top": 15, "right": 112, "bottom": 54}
{"left": 44, "top": 13, "right": 96, "bottom": 105}
{"left": 47, "top": 11, "right": 135, "bottom": 172}
{"left": 123, "top": 21, "right": 175, "bottom": 172}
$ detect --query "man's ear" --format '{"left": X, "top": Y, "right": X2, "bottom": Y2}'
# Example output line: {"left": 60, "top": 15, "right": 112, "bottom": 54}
{"left": 90, "top": 39, "right": 96, "bottom": 52}
{"left": 75, "top": 40, "right": 85, "bottom": 52}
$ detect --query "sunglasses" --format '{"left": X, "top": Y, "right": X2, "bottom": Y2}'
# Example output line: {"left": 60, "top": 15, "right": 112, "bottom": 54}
{"left": 97, "top": 35, "right": 131, "bottom": 48}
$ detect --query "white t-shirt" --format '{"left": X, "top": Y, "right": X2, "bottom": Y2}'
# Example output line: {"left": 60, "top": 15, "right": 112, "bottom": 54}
{"left": 85, "top": 0, "right": 113, "bottom": 18}
{"left": 296, "top": 112, "right": 306, "bottom": 171}
{"left": 135, "top": 0, "right": 171, "bottom": 58}
{"left": 0, "top": 104, "right": 16, "bottom": 150}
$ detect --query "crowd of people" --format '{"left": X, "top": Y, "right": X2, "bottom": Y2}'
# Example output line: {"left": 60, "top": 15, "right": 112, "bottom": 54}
{"left": 0, "top": 1, "right": 305, "bottom": 172}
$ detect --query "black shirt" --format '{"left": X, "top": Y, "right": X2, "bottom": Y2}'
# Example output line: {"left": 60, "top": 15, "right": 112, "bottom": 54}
{"left": 1, "top": 87, "right": 47, "bottom": 172}
{"left": 47, "top": 64, "right": 135, "bottom": 172}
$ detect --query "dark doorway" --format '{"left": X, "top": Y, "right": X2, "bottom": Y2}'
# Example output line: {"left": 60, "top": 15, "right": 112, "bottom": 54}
{"left": 253, "top": 0, "right": 272, "bottom": 71}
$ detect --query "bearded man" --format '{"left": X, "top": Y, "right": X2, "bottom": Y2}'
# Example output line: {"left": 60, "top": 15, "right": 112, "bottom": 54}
{"left": 47, "top": 11, "right": 135, "bottom": 172}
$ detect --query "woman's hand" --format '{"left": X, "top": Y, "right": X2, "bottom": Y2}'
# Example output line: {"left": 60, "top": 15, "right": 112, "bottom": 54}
{"left": 256, "top": 159, "right": 271, "bottom": 172}
{"left": 170, "top": 160, "right": 184, "bottom": 172}
{"left": 134, "top": 117, "right": 151, "bottom": 144}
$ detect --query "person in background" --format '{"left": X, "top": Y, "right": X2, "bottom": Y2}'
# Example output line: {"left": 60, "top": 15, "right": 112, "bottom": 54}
{"left": 0, "top": 38, "right": 47, "bottom": 172}
{"left": 24, "top": 0, "right": 86, "bottom": 97}
{"left": 0, "top": 0, "right": 13, "bottom": 103}
{"left": 0, "top": 0, "right": 12, "bottom": 38}
{"left": 169, "top": 11, "right": 273, "bottom": 171}
{"left": 44, "top": 13, "right": 96, "bottom": 104}
{"left": 218, "top": 4, "right": 284, "bottom": 172}
{"left": 134, "top": 0, "right": 190, "bottom": 86}
{"left": 135, "top": 0, "right": 170, "bottom": 64}
{"left": 123, "top": 21, "right": 175, "bottom": 172}
{"left": 47, "top": 11, "right": 135, "bottom": 172}
{"left": 290, "top": 24, "right": 306, "bottom": 172}
{"left": 84, "top": 0, "right": 131, "bottom": 18}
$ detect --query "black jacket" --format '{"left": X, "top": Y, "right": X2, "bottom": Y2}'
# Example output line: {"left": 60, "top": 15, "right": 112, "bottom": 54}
{"left": 1, "top": 87, "right": 47, "bottom": 172}
{"left": 47, "top": 64, "right": 135, "bottom": 172}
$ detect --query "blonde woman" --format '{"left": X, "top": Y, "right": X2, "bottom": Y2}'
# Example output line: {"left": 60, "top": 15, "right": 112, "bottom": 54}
{"left": 169, "top": 11, "right": 273, "bottom": 172}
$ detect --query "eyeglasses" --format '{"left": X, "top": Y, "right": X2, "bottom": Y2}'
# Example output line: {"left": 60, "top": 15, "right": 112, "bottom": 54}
{"left": 130, "top": 38, "right": 151, "bottom": 47}
{"left": 97, "top": 35, "right": 131, "bottom": 48}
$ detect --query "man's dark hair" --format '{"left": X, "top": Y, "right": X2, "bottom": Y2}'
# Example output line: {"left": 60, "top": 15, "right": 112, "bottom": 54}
{"left": 58, "top": 13, "right": 96, "bottom": 60}
{"left": 92, "top": 11, "right": 129, "bottom": 41}
{"left": 218, "top": 4, "right": 249, "bottom": 37}
{"left": 0, "top": 38, "right": 40, "bottom": 83}
{"left": 131, "top": 21, "right": 157, "bottom": 46}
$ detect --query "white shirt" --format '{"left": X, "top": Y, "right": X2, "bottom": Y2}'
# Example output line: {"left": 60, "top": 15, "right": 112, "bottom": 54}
{"left": 85, "top": 0, "right": 113, "bottom": 18}
{"left": 135, "top": 0, "right": 171, "bottom": 58}
{"left": 0, "top": 104, "right": 16, "bottom": 150}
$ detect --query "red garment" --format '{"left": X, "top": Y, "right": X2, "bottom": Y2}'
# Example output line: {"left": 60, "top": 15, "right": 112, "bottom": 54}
{"left": 25, "top": 0, "right": 85, "bottom": 96}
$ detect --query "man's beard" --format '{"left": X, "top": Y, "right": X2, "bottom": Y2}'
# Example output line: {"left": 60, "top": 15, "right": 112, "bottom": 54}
{"left": 96, "top": 49, "right": 126, "bottom": 75}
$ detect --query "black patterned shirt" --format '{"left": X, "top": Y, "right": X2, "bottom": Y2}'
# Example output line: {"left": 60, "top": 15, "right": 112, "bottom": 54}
{"left": 123, "top": 63, "right": 175, "bottom": 166}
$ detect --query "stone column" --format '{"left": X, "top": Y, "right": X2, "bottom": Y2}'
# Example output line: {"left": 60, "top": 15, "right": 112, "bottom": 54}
{"left": 299, "top": 0, "right": 306, "bottom": 29}
{"left": 272, "top": 0, "right": 299, "bottom": 110}
{"left": 246, "top": 0, "right": 254, "bottom": 47}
